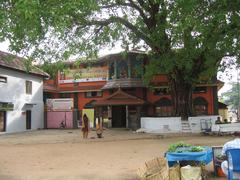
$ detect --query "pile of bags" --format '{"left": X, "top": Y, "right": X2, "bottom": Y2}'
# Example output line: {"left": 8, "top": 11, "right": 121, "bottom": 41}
{"left": 137, "top": 158, "right": 206, "bottom": 180}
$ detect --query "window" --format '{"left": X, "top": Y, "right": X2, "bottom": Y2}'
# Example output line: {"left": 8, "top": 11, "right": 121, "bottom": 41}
{"left": 60, "top": 93, "right": 71, "bottom": 98}
{"left": 60, "top": 71, "right": 65, "bottom": 80}
{"left": 193, "top": 87, "right": 207, "bottom": 93}
{"left": 85, "top": 91, "right": 102, "bottom": 98}
{"left": 108, "top": 62, "right": 115, "bottom": 80}
{"left": 155, "top": 98, "right": 173, "bottom": 116}
{"left": 117, "top": 60, "right": 128, "bottom": 79}
{"left": 131, "top": 59, "right": 143, "bottom": 78}
{"left": 0, "top": 76, "right": 7, "bottom": 83}
{"left": 193, "top": 97, "right": 208, "bottom": 115}
{"left": 154, "top": 88, "right": 169, "bottom": 95}
{"left": 26, "top": 81, "right": 32, "bottom": 94}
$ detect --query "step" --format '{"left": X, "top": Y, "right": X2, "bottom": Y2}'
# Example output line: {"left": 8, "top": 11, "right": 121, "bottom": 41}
{"left": 181, "top": 121, "right": 191, "bottom": 132}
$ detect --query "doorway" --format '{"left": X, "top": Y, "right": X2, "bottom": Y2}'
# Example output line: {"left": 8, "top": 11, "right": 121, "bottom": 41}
{"left": 26, "top": 110, "right": 31, "bottom": 130}
{"left": 112, "top": 106, "right": 126, "bottom": 127}
{"left": 0, "top": 111, "right": 6, "bottom": 132}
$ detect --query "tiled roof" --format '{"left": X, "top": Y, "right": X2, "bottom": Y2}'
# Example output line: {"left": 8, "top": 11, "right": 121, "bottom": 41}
{"left": 43, "top": 84, "right": 58, "bottom": 92}
{"left": 58, "top": 85, "right": 105, "bottom": 92}
{"left": 0, "top": 51, "right": 49, "bottom": 77}
{"left": 94, "top": 88, "right": 146, "bottom": 106}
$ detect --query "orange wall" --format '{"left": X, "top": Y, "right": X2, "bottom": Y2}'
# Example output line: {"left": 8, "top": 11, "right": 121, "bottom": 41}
{"left": 146, "top": 87, "right": 214, "bottom": 115}
{"left": 78, "top": 90, "right": 110, "bottom": 110}
{"left": 147, "top": 89, "right": 171, "bottom": 104}
{"left": 192, "top": 87, "right": 214, "bottom": 115}
{"left": 151, "top": 74, "right": 168, "bottom": 83}
{"left": 44, "top": 63, "right": 216, "bottom": 115}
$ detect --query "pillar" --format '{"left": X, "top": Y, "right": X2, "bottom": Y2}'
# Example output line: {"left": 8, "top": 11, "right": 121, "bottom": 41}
{"left": 126, "top": 105, "right": 129, "bottom": 128}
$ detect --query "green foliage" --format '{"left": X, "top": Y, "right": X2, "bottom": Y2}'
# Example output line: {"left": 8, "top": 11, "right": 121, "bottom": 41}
{"left": 40, "top": 61, "right": 66, "bottom": 78}
{"left": 1, "top": 0, "right": 240, "bottom": 116}
{"left": 168, "top": 142, "right": 204, "bottom": 153}
{"left": 221, "top": 82, "right": 240, "bottom": 111}
{"left": 167, "top": 141, "right": 191, "bottom": 152}
{"left": 190, "top": 146, "right": 204, "bottom": 152}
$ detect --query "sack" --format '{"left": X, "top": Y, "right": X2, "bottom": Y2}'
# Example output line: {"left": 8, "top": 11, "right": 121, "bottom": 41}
{"left": 180, "top": 165, "right": 202, "bottom": 180}
{"left": 169, "top": 164, "right": 180, "bottom": 180}
{"left": 137, "top": 157, "right": 169, "bottom": 180}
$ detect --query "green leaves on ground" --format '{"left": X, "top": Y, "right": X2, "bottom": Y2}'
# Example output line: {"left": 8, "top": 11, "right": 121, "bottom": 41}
{"left": 167, "top": 142, "right": 204, "bottom": 153}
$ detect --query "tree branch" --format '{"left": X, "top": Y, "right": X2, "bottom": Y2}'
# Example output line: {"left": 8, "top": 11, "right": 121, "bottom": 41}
{"left": 100, "top": 1, "right": 148, "bottom": 23}
{"left": 83, "top": 16, "right": 153, "bottom": 47}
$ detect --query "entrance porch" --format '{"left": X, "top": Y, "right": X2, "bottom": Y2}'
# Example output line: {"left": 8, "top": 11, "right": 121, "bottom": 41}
{"left": 94, "top": 89, "right": 146, "bottom": 130}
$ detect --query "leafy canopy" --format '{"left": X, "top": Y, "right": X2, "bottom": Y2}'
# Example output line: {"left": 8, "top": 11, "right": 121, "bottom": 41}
{"left": 0, "top": 0, "right": 240, "bottom": 83}
{"left": 221, "top": 82, "right": 240, "bottom": 112}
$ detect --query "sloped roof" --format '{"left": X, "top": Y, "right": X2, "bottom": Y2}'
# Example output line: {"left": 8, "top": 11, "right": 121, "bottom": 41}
{"left": 94, "top": 88, "right": 146, "bottom": 106}
{"left": 43, "top": 83, "right": 58, "bottom": 92}
{"left": 218, "top": 102, "right": 228, "bottom": 109}
{"left": 0, "top": 51, "right": 49, "bottom": 77}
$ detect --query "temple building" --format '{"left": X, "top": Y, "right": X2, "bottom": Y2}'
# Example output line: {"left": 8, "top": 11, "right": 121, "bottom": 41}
{"left": 44, "top": 51, "right": 223, "bottom": 129}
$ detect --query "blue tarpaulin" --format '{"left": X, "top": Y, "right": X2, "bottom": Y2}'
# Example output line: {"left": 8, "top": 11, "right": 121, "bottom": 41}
{"left": 166, "top": 146, "right": 213, "bottom": 165}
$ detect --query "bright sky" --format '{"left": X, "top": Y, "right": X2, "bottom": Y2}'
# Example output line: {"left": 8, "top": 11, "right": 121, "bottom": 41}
{"left": 0, "top": 41, "right": 237, "bottom": 96}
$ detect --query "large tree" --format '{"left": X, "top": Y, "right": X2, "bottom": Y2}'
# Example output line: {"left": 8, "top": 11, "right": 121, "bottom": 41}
{"left": 1, "top": 0, "right": 240, "bottom": 118}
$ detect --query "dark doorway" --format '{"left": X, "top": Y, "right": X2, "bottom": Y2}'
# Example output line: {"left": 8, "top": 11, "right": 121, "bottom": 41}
{"left": 0, "top": 111, "right": 6, "bottom": 132}
{"left": 112, "top": 106, "right": 126, "bottom": 127}
{"left": 26, "top": 110, "right": 31, "bottom": 130}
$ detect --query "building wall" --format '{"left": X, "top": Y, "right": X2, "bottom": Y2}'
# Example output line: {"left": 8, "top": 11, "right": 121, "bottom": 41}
{"left": 77, "top": 90, "right": 110, "bottom": 110}
{"left": 192, "top": 87, "right": 214, "bottom": 115}
{"left": 219, "top": 109, "right": 228, "bottom": 121}
{"left": 146, "top": 86, "right": 215, "bottom": 115}
{"left": 44, "top": 60, "right": 218, "bottom": 117}
{"left": 0, "top": 67, "right": 44, "bottom": 133}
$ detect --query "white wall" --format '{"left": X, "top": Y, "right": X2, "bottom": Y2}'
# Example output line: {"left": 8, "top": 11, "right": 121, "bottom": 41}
{"left": 188, "top": 115, "right": 220, "bottom": 133}
{"left": 0, "top": 67, "right": 44, "bottom": 133}
{"left": 211, "top": 123, "right": 240, "bottom": 133}
{"left": 140, "top": 117, "right": 182, "bottom": 133}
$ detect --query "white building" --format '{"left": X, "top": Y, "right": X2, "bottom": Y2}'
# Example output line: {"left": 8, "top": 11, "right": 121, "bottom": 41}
{"left": 0, "top": 51, "right": 49, "bottom": 133}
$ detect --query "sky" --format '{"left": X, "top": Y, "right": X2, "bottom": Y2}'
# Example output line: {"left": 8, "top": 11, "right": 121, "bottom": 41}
{"left": 0, "top": 41, "right": 237, "bottom": 96}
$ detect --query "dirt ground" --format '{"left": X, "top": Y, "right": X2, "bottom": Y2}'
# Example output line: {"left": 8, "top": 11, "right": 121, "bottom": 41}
{"left": 0, "top": 129, "right": 230, "bottom": 180}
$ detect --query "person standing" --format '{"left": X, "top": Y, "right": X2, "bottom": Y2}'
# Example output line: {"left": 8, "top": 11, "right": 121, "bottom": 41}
{"left": 96, "top": 117, "right": 103, "bottom": 138}
{"left": 82, "top": 114, "right": 89, "bottom": 139}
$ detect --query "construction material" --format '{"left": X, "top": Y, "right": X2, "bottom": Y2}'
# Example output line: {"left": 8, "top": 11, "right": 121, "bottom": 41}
{"left": 169, "top": 164, "right": 180, "bottom": 180}
{"left": 180, "top": 165, "right": 202, "bottom": 180}
{"left": 137, "top": 157, "right": 169, "bottom": 180}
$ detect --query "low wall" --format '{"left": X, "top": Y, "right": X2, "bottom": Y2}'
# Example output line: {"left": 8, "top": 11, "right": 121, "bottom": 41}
{"left": 47, "top": 111, "right": 73, "bottom": 128}
{"left": 188, "top": 116, "right": 220, "bottom": 133}
{"left": 211, "top": 123, "right": 240, "bottom": 132}
{"left": 140, "top": 117, "right": 181, "bottom": 133}
{"left": 140, "top": 116, "right": 240, "bottom": 134}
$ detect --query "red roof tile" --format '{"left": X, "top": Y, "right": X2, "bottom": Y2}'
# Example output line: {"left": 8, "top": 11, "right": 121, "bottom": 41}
{"left": 0, "top": 51, "right": 49, "bottom": 77}
{"left": 94, "top": 89, "right": 146, "bottom": 106}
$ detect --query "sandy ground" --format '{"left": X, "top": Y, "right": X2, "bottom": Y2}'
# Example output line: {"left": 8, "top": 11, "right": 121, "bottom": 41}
{"left": 0, "top": 129, "right": 230, "bottom": 180}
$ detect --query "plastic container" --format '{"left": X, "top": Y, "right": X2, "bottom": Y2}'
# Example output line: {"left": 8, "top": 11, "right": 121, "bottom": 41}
{"left": 217, "top": 167, "right": 226, "bottom": 177}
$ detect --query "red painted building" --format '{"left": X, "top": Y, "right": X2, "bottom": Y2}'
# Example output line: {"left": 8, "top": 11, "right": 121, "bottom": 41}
{"left": 44, "top": 51, "right": 223, "bottom": 129}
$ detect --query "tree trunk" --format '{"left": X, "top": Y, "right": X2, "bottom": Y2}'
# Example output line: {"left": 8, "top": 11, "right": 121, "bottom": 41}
{"left": 169, "top": 77, "right": 193, "bottom": 120}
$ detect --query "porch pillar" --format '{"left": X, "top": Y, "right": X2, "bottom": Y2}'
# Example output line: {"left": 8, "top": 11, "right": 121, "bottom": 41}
{"left": 137, "top": 106, "right": 141, "bottom": 129}
{"left": 108, "top": 106, "right": 112, "bottom": 128}
{"left": 95, "top": 107, "right": 102, "bottom": 127}
{"left": 126, "top": 105, "right": 129, "bottom": 128}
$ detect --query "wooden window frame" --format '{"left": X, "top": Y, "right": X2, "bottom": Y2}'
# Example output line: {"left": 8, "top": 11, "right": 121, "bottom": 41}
{"left": 85, "top": 91, "right": 102, "bottom": 98}
{"left": 26, "top": 80, "right": 32, "bottom": 95}
{"left": 0, "top": 76, "right": 7, "bottom": 83}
